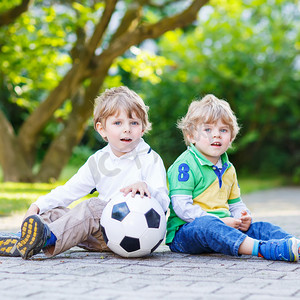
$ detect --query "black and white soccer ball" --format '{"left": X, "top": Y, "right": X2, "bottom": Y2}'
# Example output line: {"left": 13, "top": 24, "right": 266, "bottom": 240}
{"left": 100, "top": 192, "right": 166, "bottom": 258}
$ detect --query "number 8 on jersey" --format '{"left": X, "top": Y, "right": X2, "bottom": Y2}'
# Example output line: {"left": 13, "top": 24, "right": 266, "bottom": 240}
{"left": 178, "top": 163, "right": 190, "bottom": 182}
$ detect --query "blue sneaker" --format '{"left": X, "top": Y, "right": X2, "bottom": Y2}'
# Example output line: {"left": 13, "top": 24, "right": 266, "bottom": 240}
{"left": 296, "top": 238, "right": 300, "bottom": 258}
{"left": 0, "top": 233, "right": 21, "bottom": 257}
{"left": 258, "top": 237, "right": 298, "bottom": 262}
{"left": 16, "top": 215, "right": 51, "bottom": 260}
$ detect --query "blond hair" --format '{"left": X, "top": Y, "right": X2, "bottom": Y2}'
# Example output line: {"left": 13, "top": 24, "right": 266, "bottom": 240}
{"left": 93, "top": 86, "right": 152, "bottom": 135}
{"left": 178, "top": 94, "right": 240, "bottom": 145}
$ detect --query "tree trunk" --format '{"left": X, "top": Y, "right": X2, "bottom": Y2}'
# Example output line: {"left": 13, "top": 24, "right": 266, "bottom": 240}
{"left": 36, "top": 65, "right": 110, "bottom": 181}
{"left": 0, "top": 110, "right": 33, "bottom": 182}
{"left": 17, "top": 0, "right": 118, "bottom": 167}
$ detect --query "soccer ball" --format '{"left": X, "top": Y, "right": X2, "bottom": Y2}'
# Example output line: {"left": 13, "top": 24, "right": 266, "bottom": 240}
{"left": 100, "top": 192, "right": 166, "bottom": 258}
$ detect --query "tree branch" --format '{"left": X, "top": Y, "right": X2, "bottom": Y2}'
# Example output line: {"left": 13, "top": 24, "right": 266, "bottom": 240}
{"left": 0, "top": 0, "right": 33, "bottom": 27}
{"left": 142, "top": 0, "right": 183, "bottom": 9}
{"left": 84, "top": 0, "right": 118, "bottom": 55}
{"left": 110, "top": 1, "right": 142, "bottom": 43}
{"left": 92, "top": 0, "right": 209, "bottom": 77}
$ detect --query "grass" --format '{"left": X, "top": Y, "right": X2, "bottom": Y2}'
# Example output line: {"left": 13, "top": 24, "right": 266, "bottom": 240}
{"left": 0, "top": 181, "right": 98, "bottom": 216}
{"left": 0, "top": 164, "right": 285, "bottom": 217}
{"left": 238, "top": 176, "right": 285, "bottom": 194}
{"left": 0, "top": 165, "right": 98, "bottom": 216}
{"left": 0, "top": 182, "right": 60, "bottom": 216}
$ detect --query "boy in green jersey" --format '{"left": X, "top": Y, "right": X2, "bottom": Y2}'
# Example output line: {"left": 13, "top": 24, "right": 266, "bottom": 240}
{"left": 167, "top": 94, "right": 300, "bottom": 262}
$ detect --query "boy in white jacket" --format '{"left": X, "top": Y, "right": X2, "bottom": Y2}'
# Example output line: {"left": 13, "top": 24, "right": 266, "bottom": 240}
{"left": 6, "top": 86, "right": 169, "bottom": 259}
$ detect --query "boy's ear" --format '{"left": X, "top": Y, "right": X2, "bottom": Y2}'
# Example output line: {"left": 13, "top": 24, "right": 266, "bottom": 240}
{"left": 186, "top": 133, "right": 195, "bottom": 144}
{"left": 96, "top": 122, "right": 106, "bottom": 139}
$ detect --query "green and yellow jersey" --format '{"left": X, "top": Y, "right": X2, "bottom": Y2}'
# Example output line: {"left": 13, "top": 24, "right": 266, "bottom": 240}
{"left": 166, "top": 144, "right": 242, "bottom": 244}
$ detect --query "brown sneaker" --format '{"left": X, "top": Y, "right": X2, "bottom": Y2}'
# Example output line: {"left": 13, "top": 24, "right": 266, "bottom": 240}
{"left": 16, "top": 215, "right": 50, "bottom": 259}
{"left": 0, "top": 233, "right": 21, "bottom": 257}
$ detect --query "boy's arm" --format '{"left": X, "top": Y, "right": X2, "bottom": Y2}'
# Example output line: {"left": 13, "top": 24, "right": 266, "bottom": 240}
{"left": 142, "top": 153, "right": 170, "bottom": 213}
{"left": 33, "top": 157, "right": 96, "bottom": 214}
{"left": 23, "top": 203, "right": 40, "bottom": 220}
{"left": 168, "top": 158, "right": 218, "bottom": 222}
{"left": 228, "top": 165, "right": 251, "bottom": 219}
{"left": 168, "top": 156, "right": 207, "bottom": 221}
{"left": 229, "top": 199, "right": 251, "bottom": 219}
{"left": 171, "top": 194, "right": 215, "bottom": 222}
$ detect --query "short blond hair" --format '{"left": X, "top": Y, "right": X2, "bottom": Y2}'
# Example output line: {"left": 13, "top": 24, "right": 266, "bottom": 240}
{"left": 178, "top": 94, "right": 240, "bottom": 145}
{"left": 93, "top": 86, "right": 152, "bottom": 134}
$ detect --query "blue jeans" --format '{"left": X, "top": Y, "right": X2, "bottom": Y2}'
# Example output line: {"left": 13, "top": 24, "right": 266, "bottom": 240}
{"left": 169, "top": 215, "right": 293, "bottom": 257}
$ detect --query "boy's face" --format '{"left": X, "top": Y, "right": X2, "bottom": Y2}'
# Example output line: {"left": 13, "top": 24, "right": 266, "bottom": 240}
{"left": 188, "top": 119, "right": 233, "bottom": 165}
{"left": 96, "top": 110, "right": 144, "bottom": 157}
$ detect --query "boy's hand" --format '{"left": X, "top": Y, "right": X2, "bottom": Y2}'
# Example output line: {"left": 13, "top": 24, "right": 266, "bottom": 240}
{"left": 222, "top": 217, "right": 242, "bottom": 229}
{"left": 23, "top": 204, "right": 40, "bottom": 221}
{"left": 239, "top": 210, "right": 252, "bottom": 232}
{"left": 120, "top": 181, "right": 150, "bottom": 198}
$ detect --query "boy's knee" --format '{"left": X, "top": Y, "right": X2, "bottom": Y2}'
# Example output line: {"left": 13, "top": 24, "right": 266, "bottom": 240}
{"left": 80, "top": 197, "right": 107, "bottom": 217}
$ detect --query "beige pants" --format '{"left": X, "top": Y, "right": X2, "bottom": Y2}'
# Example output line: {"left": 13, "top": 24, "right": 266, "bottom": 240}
{"left": 40, "top": 197, "right": 110, "bottom": 257}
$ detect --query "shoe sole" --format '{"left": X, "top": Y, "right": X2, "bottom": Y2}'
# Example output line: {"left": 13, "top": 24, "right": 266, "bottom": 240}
{"left": 16, "top": 215, "right": 44, "bottom": 259}
{"left": 0, "top": 236, "right": 20, "bottom": 257}
{"left": 290, "top": 237, "right": 299, "bottom": 262}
